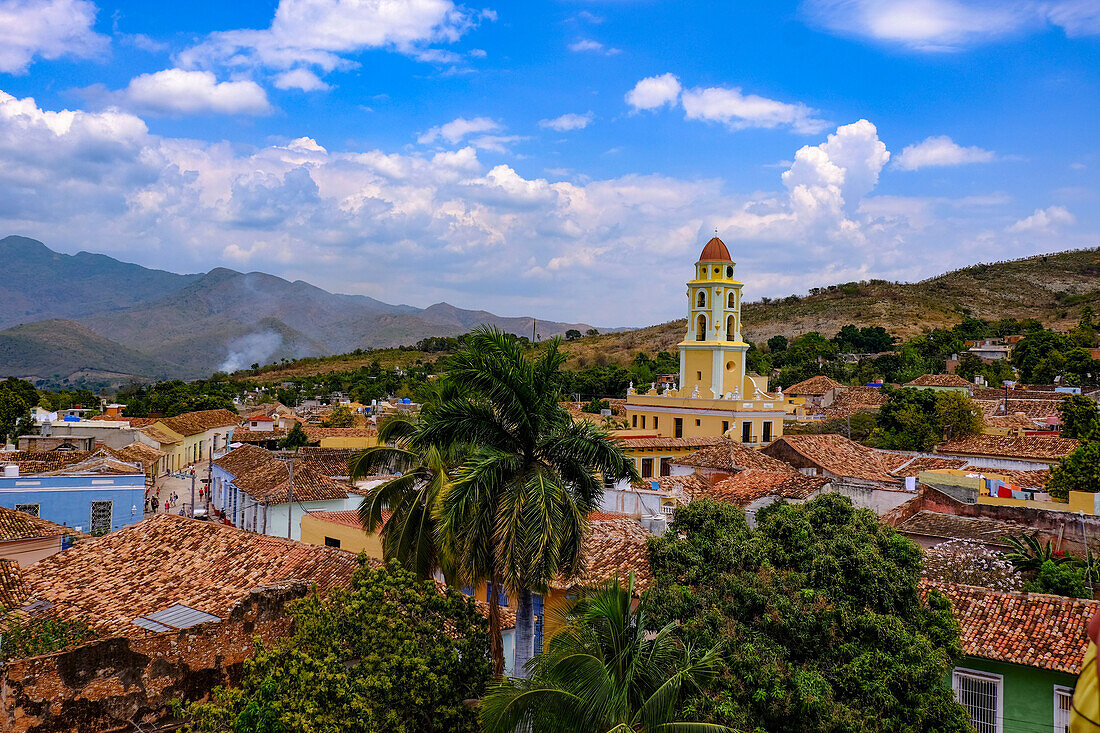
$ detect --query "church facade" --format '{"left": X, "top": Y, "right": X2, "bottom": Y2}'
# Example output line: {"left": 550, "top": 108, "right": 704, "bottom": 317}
{"left": 624, "top": 236, "right": 801, "bottom": 444}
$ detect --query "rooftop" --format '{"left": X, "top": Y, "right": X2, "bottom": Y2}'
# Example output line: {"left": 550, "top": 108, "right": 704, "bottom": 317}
{"left": 99, "top": 441, "right": 166, "bottom": 469}
{"left": 567, "top": 514, "right": 652, "bottom": 593}
{"left": 0, "top": 450, "right": 93, "bottom": 474}
{"left": 0, "top": 559, "right": 30, "bottom": 609}
{"left": 896, "top": 510, "right": 1026, "bottom": 548}
{"left": 230, "top": 428, "right": 289, "bottom": 444}
{"left": 820, "top": 386, "right": 889, "bottom": 419}
{"left": 927, "top": 580, "right": 1096, "bottom": 674}
{"left": 214, "top": 444, "right": 348, "bottom": 503}
{"left": 697, "top": 236, "right": 732, "bottom": 263}
{"left": 616, "top": 435, "right": 726, "bottom": 450}
{"left": 785, "top": 375, "right": 843, "bottom": 396}
{"left": 295, "top": 447, "right": 355, "bottom": 478}
{"left": 906, "top": 374, "right": 974, "bottom": 389}
{"left": 673, "top": 438, "right": 795, "bottom": 473}
{"left": 0, "top": 505, "right": 74, "bottom": 542}
{"left": 157, "top": 409, "right": 240, "bottom": 437}
{"left": 21, "top": 513, "right": 361, "bottom": 637}
{"left": 703, "top": 469, "right": 831, "bottom": 506}
{"left": 764, "top": 434, "right": 904, "bottom": 483}
{"left": 889, "top": 456, "right": 969, "bottom": 478}
{"left": 937, "top": 435, "right": 1080, "bottom": 462}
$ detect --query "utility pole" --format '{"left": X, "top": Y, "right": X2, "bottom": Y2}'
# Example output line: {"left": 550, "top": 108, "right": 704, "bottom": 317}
{"left": 190, "top": 469, "right": 195, "bottom": 518}
{"left": 286, "top": 456, "right": 294, "bottom": 539}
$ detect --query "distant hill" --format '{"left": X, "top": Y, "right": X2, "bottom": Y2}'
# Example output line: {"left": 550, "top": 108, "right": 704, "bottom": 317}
{"left": 0, "top": 236, "right": 600, "bottom": 384}
{"left": 559, "top": 248, "right": 1100, "bottom": 369}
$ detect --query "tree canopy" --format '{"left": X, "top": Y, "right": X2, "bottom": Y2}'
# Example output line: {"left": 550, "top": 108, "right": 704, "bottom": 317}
{"left": 644, "top": 496, "right": 972, "bottom": 733}
{"left": 177, "top": 560, "right": 489, "bottom": 733}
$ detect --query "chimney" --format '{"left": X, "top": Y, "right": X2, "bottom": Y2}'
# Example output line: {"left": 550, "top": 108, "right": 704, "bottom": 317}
{"left": 3, "top": 464, "right": 18, "bottom": 478}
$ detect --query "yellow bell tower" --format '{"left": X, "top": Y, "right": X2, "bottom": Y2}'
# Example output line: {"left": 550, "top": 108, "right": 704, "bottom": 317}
{"left": 678, "top": 236, "right": 750, "bottom": 399}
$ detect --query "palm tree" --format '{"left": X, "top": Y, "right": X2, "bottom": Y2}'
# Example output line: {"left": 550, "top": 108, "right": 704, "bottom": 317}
{"left": 480, "top": 574, "right": 732, "bottom": 733}
{"left": 1003, "top": 533, "right": 1070, "bottom": 573}
{"left": 427, "top": 327, "right": 639, "bottom": 677}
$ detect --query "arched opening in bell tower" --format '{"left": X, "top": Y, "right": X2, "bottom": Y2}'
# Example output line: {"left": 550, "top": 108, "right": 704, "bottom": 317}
{"left": 695, "top": 314, "right": 707, "bottom": 341}
{"left": 696, "top": 290, "right": 706, "bottom": 308}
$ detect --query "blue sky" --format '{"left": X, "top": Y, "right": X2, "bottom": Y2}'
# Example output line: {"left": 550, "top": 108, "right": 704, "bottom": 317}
{"left": 0, "top": 0, "right": 1097, "bottom": 326}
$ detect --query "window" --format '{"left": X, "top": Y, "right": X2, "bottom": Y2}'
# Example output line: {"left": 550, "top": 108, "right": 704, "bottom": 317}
{"left": 728, "top": 291, "right": 735, "bottom": 308}
{"left": 695, "top": 419, "right": 701, "bottom": 426}
{"left": 641, "top": 458, "right": 654, "bottom": 478}
{"left": 674, "top": 418, "right": 683, "bottom": 438}
{"left": 632, "top": 414, "right": 637, "bottom": 428}
{"left": 603, "top": 474, "right": 616, "bottom": 490}
{"left": 742, "top": 422, "right": 752, "bottom": 443}
{"left": 722, "top": 420, "right": 729, "bottom": 434}
{"left": 952, "top": 669, "right": 1002, "bottom": 733}
{"left": 726, "top": 266, "right": 733, "bottom": 279}
{"left": 14, "top": 503, "right": 39, "bottom": 517}
{"left": 695, "top": 314, "right": 707, "bottom": 341}
{"left": 696, "top": 371, "right": 702, "bottom": 380}
{"left": 90, "top": 500, "right": 113, "bottom": 535}
{"left": 696, "top": 290, "right": 706, "bottom": 308}
{"left": 653, "top": 417, "right": 659, "bottom": 430}
{"left": 763, "top": 421, "right": 773, "bottom": 442}
{"left": 659, "top": 457, "right": 672, "bottom": 477}
{"left": 324, "top": 536, "right": 341, "bottom": 548}
{"left": 726, "top": 315, "right": 734, "bottom": 340}
{"left": 1054, "top": 686, "right": 1072, "bottom": 732}
{"left": 641, "top": 415, "right": 646, "bottom": 429}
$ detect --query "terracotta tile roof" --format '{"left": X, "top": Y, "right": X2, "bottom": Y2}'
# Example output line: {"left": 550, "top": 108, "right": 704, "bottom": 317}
{"left": 698, "top": 236, "right": 732, "bottom": 262}
{"left": 938, "top": 435, "right": 1080, "bottom": 462}
{"left": 925, "top": 580, "right": 1097, "bottom": 673}
{"left": 88, "top": 415, "right": 158, "bottom": 428}
{"left": 570, "top": 521, "right": 652, "bottom": 593}
{"left": 560, "top": 400, "right": 626, "bottom": 420}
{"left": 616, "top": 435, "right": 726, "bottom": 450}
{"left": 985, "top": 413, "right": 1043, "bottom": 431}
{"left": 33, "top": 454, "right": 145, "bottom": 477}
{"left": 139, "top": 424, "right": 184, "bottom": 445}
{"left": 632, "top": 473, "right": 710, "bottom": 498}
{"left": 673, "top": 438, "right": 796, "bottom": 473}
{"left": 785, "top": 375, "right": 843, "bottom": 395}
{"left": 214, "top": 445, "right": 348, "bottom": 504}
{"left": 0, "top": 450, "right": 93, "bottom": 474}
{"left": 587, "top": 513, "right": 650, "bottom": 540}
{"left": 157, "top": 409, "right": 241, "bottom": 437}
{"left": 0, "top": 559, "right": 30, "bottom": 610}
{"left": 703, "top": 469, "right": 830, "bottom": 506}
{"left": 97, "top": 441, "right": 166, "bottom": 470}
{"left": 820, "top": 386, "right": 888, "bottom": 419}
{"left": 231, "top": 428, "right": 289, "bottom": 443}
{"left": 307, "top": 510, "right": 369, "bottom": 530}
{"left": 906, "top": 374, "right": 974, "bottom": 388}
{"left": 766, "top": 434, "right": 903, "bottom": 483}
{"left": 0, "top": 505, "right": 72, "bottom": 541}
{"left": 20, "top": 514, "right": 361, "bottom": 637}
{"left": 897, "top": 511, "right": 1026, "bottom": 547}
{"left": 986, "top": 468, "right": 1050, "bottom": 489}
{"left": 301, "top": 426, "right": 378, "bottom": 441}
{"left": 889, "top": 456, "right": 969, "bottom": 478}
{"left": 295, "top": 447, "right": 355, "bottom": 478}
{"left": 976, "top": 399, "right": 1065, "bottom": 420}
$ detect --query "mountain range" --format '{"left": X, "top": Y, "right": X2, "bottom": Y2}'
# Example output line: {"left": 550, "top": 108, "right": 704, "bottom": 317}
{"left": 0, "top": 236, "right": 598, "bottom": 386}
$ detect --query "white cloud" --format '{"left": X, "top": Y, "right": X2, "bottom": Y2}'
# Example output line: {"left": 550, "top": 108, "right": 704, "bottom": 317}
{"left": 681, "top": 85, "right": 827, "bottom": 134}
{"left": 893, "top": 135, "right": 996, "bottom": 170}
{"left": 802, "top": 0, "right": 1099, "bottom": 50}
{"left": 539, "top": 112, "right": 594, "bottom": 131}
{"left": 625, "top": 73, "right": 681, "bottom": 110}
{"left": 274, "top": 68, "right": 331, "bottom": 91}
{"left": 117, "top": 69, "right": 272, "bottom": 116}
{"left": 0, "top": 90, "right": 1087, "bottom": 326}
{"left": 568, "top": 38, "right": 620, "bottom": 55}
{"left": 418, "top": 116, "right": 501, "bottom": 144}
{"left": 0, "top": 0, "right": 108, "bottom": 73}
{"left": 177, "top": 0, "right": 480, "bottom": 79}
{"left": 1007, "top": 205, "right": 1075, "bottom": 233}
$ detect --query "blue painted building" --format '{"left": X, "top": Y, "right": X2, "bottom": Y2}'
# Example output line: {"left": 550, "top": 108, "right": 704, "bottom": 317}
{"left": 0, "top": 458, "right": 145, "bottom": 534}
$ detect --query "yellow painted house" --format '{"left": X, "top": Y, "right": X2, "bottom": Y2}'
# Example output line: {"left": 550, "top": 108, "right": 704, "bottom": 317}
{"left": 625, "top": 237, "right": 801, "bottom": 445}
{"left": 300, "top": 510, "right": 384, "bottom": 556}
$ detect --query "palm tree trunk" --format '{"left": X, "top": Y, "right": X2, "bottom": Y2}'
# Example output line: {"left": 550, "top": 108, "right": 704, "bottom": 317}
{"left": 489, "top": 575, "right": 505, "bottom": 679}
{"left": 513, "top": 586, "right": 535, "bottom": 678}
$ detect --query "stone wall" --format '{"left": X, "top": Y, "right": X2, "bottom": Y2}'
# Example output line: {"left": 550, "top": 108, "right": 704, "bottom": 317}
{"left": 0, "top": 582, "right": 307, "bottom": 733}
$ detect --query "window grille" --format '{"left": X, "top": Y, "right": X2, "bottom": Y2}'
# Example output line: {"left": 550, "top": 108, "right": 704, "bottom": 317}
{"left": 14, "top": 503, "right": 40, "bottom": 517}
{"left": 1054, "top": 686, "right": 1073, "bottom": 733}
{"left": 952, "top": 669, "right": 1001, "bottom": 733}
{"left": 90, "top": 500, "right": 113, "bottom": 534}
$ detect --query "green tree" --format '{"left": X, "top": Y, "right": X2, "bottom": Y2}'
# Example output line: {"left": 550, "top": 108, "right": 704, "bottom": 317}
{"left": 481, "top": 574, "right": 730, "bottom": 733}
{"left": 935, "top": 390, "right": 983, "bottom": 441}
{"left": 280, "top": 421, "right": 310, "bottom": 449}
{"left": 645, "top": 496, "right": 972, "bottom": 733}
{"left": 429, "top": 328, "right": 639, "bottom": 677}
{"left": 585, "top": 328, "right": 599, "bottom": 337}
{"left": 1047, "top": 441, "right": 1100, "bottom": 500}
{"left": 177, "top": 561, "right": 489, "bottom": 733}
{"left": 581, "top": 398, "right": 610, "bottom": 414}
{"left": 1058, "top": 394, "right": 1100, "bottom": 439}
{"left": 767, "top": 334, "right": 788, "bottom": 353}
{"left": 565, "top": 329, "right": 582, "bottom": 341}
{"left": 1024, "top": 560, "right": 1089, "bottom": 598}
{"left": 324, "top": 403, "right": 356, "bottom": 427}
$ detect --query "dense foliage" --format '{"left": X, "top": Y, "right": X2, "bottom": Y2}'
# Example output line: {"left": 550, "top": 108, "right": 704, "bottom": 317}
{"left": 0, "top": 611, "right": 96, "bottom": 663}
{"left": 0, "top": 377, "right": 38, "bottom": 443}
{"left": 119, "top": 378, "right": 238, "bottom": 417}
{"left": 177, "top": 561, "right": 489, "bottom": 733}
{"left": 1059, "top": 394, "right": 1100, "bottom": 439}
{"left": 645, "top": 496, "right": 972, "bottom": 733}
{"left": 868, "top": 387, "right": 982, "bottom": 450}
{"left": 481, "top": 574, "right": 728, "bottom": 733}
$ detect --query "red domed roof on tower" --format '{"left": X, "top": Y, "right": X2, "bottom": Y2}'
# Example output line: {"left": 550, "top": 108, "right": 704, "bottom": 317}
{"left": 697, "top": 236, "right": 732, "bottom": 262}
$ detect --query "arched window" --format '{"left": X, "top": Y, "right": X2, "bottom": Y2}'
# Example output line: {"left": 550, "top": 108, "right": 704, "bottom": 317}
{"left": 695, "top": 314, "right": 707, "bottom": 341}
{"left": 726, "top": 315, "right": 735, "bottom": 340}
{"left": 727, "top": 291, "right": 735, "bottom": 309}
{"left": 696, "top": 290, "right": 706, "bottom": 308}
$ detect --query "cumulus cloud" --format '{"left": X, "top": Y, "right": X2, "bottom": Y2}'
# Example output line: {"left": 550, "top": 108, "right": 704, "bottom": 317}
{"left": 107, "top": 69, "right": 272, "bottom": 116}
{"left": 1007, "top": 205, "right": 1075, "bottom": 233}
{"left": 0, "top": 0, "right": 108, "bottom": 73}
{"left": 274, "top": 68, "right": 331, "bottom": 91}
{"left": 681, "top": 85, "right": 827, "bottom": 134}
{"left": 418, "top": 116, "right": 502, "bottom": 145}
{"left": 802, "top": 0, "right": 1099, "bottom": 51}
{"left": 539, "top": 112, "right": 594, "bottom": 131}
{"left": 568, "top": 38, "right": 620, "bottom": 55}
{"left": 893, "top": 135, "right": 996, "bottom": 170}
{"left": 625, "top": 73, "right": 682, "bottom": 110}
{"left": 177, "top": 0, "right": 481, "bottom": 80}
{"left": 0, "top": 90, "right": 1083, "bottom": 325}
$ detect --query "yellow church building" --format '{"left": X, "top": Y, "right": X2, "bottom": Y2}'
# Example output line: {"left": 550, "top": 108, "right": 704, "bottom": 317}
{"left": 625, "top": 236, "right": 800, "bottom": 445}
